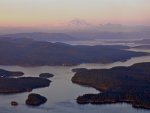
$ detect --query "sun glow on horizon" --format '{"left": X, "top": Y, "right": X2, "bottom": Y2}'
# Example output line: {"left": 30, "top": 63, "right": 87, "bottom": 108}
{"left": 0, "top": 0, "right": 150, "bottom": 27}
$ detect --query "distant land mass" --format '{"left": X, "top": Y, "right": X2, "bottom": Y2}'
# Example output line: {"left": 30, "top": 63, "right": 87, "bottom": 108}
{"left": 1, "top": 32, "right": 150, "bottom": 42}
{"left": 0, "top": 38, "right": 148, "bottom": 66}
{"left": 134, "top": 39, "right": 150, "bottom": 45}
{"left": 72, "top": 62, "right": 150, "bottom": 109}
{"left": 0, "top": 32, "right": 91, "bottom": 42}
{"left": 68, "top": 31, "right": 150, "bottom": 40}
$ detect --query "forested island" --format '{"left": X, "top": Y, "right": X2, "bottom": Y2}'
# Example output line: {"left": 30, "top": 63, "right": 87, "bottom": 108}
{"left": 0, "top": 38, "right": 148, "bottom": 66}
{"left": 0, "top": 77, "right": 51, "bottom": 94}
{"left": 26, "top": 93, "right": 47, "bottom": 106}
{"left": 0, "top": 69, "right": 51, "bottom": 94}
{"left": 72, "top": 62, "right": 150, "bottom": 109}
{"left": 39, "top": 73, "right": 54, "bottom": 78}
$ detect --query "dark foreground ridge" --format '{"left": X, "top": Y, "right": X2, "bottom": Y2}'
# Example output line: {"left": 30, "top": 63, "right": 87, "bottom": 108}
{"left": 26, "top": 93, "right": 47, "bottom": 106}
{"left": 72, "top": 62, "right": 150, "bottom": 109}
{"left": 0, "top": 38, "right": 148, "bottom": 66}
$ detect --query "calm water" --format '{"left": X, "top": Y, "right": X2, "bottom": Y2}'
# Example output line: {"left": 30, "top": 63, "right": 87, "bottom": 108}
{"left": 60, "top": 38, "right": 145, "bottom": 47}
{"left": 0, "top": 54, "right": 150, "bottom": 113}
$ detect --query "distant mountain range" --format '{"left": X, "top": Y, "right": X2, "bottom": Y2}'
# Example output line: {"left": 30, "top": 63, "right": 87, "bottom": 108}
{"left": 68, "top": 31, "right": 150, "bottom": 40}
{"left": 1, "top": 31, "right": 150, "bottom": 42}
{"left": 0, "top": 32, "right": 86, "bottom": 42}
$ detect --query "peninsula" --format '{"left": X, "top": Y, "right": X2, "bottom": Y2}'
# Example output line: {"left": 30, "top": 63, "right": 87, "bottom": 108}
{"left": 72, "top": 62, "right": 150, "bottom": 109}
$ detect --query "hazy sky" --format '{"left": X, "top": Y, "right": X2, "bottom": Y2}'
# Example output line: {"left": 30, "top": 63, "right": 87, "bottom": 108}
{"left": 0, "top": 0, "right": 150, "bottom": 27}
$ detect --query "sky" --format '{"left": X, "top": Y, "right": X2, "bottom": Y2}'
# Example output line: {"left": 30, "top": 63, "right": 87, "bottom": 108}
{"left": 0, "top": 0, "right": 150, "bottom": 28}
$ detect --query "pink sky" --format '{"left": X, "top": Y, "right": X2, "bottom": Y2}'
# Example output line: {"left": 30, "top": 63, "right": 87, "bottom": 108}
{"left": 0, "top": 0, "right": 150, "bottom": 27}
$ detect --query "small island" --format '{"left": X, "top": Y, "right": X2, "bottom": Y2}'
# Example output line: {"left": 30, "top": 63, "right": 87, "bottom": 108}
{"left": 26, "top": 93, "right": 47, "bottom": 106}
{"left": 0, "top": 69, "right": 51, "bottom": 94}
{"left": 39, "top": 73, "right": 54, "bottom": 78}
{"left": 72, "top": 62, "right": 150, "bottom": 109}
{"left": 11, "top": 101, "right": 18, "bottom": 106}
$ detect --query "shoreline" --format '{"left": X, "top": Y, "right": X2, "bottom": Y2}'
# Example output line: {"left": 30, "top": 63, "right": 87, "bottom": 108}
{"left": 72, "top": 62, "right": 150, "bottom": 110}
